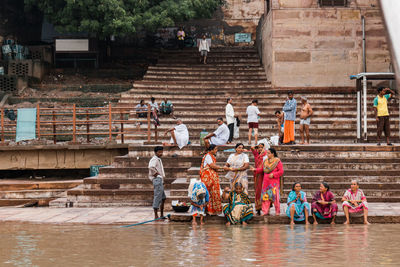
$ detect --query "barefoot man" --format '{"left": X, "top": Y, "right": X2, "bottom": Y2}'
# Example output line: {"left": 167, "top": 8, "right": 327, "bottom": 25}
{"left": 299, "top": 96, "right": 313, "bottom": 144}
{"left": 163, "top": 119, "right": 189, "bottom": 149}
{"left": 148, "top": 146, "right": 166, "bottom": 220}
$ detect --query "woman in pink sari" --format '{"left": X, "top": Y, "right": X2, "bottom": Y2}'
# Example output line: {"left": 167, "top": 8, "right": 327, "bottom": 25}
{"left": 311, "top": 182, "right": 338, "bottom": 224}
{"left": 250, "top": 143, "right": 267, "bottom": 215}
{"left": 253, "top": 148, "right": 284, "bottom": 216}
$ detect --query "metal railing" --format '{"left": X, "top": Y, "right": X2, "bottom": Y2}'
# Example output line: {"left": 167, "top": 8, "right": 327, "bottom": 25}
{"left": 0, "top": 104, "right": 156, "bottom": 145}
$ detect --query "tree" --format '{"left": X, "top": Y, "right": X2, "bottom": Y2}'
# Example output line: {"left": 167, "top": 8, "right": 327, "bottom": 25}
{"left": 24, "top": 0, "right": 223, "bottom": 38}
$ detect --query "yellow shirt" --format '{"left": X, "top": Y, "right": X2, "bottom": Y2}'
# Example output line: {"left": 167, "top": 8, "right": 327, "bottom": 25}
{"left": 373, "top": 94, "right": 390, "bottom": 117}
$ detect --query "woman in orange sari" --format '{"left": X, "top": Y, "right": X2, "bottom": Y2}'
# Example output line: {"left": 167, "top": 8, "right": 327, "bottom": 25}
{"left": 251, "top": 143, "right": 267, "bottom": 215}
{"left": 200, "top": 144, "right": 223, "bottom": 215}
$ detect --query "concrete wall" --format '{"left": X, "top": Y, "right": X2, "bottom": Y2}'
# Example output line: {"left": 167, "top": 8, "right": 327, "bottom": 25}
{"left": 260, "top": 0, "right": 391, "bottom": 87}
{"left": 0, "top": 145, "right": 128, "bottom": 170}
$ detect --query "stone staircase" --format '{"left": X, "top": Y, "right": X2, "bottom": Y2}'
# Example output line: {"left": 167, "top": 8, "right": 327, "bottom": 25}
{"left": 116, "top": 47, "right": 399, "bottom": 144}
{"left": 0, "top": 179, "right": 82, "bottom": 207}
{"left": 52, "top": 46, "right": 399, "bottom": 209}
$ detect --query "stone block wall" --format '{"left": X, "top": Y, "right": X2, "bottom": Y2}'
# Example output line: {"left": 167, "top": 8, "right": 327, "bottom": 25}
{"left": 260, "top": 0, "right": 391, "bottom": 87}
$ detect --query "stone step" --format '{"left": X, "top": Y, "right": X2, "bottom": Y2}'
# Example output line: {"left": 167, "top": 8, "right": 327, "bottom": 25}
{"left": 147, "top": 66, "right": 265, "bottom": 71}
{"left": 0, "top": 180, "right": 82, "bottom": 191}
{"left": 133, "top": 83, "right": 271, "bottom": 89}
{"left": 156, "top": 63, "right": 262, "bottom": 67}
{"left": 0, "top": 198, "right": 54, "bottom": 207}
{"left": 0, "top": 189, "right": 67, "bottom": 199}
{"left": 98, "top": 166, "right": 188, "bottom": 178}
{"left": 157, "top": 57, "right": 260, "bottom": 63}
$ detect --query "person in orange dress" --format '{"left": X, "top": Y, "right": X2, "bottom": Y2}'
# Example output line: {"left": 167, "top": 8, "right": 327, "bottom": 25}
{"left": 200, "top": 144, "right": 224, "bottom": 215}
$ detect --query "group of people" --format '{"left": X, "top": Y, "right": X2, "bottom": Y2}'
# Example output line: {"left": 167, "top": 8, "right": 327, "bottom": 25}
{"left": 148, "top": 142, "right": 368, "bottom": 225}
{"left": 224, "top": 92, "right": 314, "bottom": 147}
{"left": 135, "top": 97, "right": 175, "bottom": 119}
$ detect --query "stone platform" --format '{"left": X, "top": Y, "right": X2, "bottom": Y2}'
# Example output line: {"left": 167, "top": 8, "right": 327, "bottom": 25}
{"left": 1, "top": 203, "right": 400, "bottom": 225}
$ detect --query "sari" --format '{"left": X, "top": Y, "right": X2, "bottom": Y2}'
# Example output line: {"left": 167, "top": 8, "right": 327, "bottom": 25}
{"left": 252, "top": 149, "right": 267, "bottom": 211}
{"left": 189, "top": 181, "right": 209, "bottom": 216}
{"left": 311, "top": 190, "right": 338, "bottom": 219}
{"left": 200, "top": 153, "right": 222, "bottom": 214}
{"left": 342, "top": 189, "right": 368, "bottom": 214}
{"left": 225, "top": 153, "right": 249, "bottom": 194}
{"left": 256, "top": 157, "right": 284, "bottom": 215}
{"left": 223, "top": 191, "right": 253, "bottom": 224}
{"left": 286, "top": 191, "right": 311, "bottom": 222}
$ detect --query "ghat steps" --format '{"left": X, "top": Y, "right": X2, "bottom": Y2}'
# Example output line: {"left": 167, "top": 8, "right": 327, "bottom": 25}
{"left": 56, "top": 144, "right": 400, "bottom": 208}
{"left": 114, "top": 47, "right": 399, "bottom": 145}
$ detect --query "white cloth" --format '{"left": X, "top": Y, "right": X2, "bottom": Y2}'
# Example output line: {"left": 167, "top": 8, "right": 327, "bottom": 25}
{"left": 198, "top": 39, "right": 210, "bottom": 52}
{"left": 148, "top": 155, "right": 165, "bottom": 182}
{"left": 171, "top": 124, "right": 189, "bottom": 149}
{"left": 210, "top": 123, "right": 229, "bottom": 145}
{"left": 246, "top": 105, "right": 260, "bottom": 123}
{"left": 225, "top": 103, "right": 235, "bottom": 125}
{"left": 226, "top": 153, "right": 249, "bottom": 165}
{"left": 203, "top": 154, "right": 214, "bottom": 167}
{"left": 149, "top": 101, "right": 159, "bottom": 111}
{"left": 234, "top": 119, "right": 239, "bottom": 139}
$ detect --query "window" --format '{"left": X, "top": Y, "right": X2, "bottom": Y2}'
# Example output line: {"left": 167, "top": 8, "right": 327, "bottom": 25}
{"left": 319, "top": 0, "right": 347, "bottom": 6}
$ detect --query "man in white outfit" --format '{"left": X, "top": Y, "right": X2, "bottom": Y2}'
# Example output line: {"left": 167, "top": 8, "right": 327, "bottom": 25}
{"left": 163, "top": 119, "right": 189, "bottom": 149}
{"left": 246, "top": 99, "right": 260, "bottom": 145}
{"left": 203, "top": 117, "right": 230, "bottom": 148}
{"left": 225, "top": 97, "right": 235, "bottom": 144}
{"left": 198, "top": 35, "right": 210, "bottom": 64}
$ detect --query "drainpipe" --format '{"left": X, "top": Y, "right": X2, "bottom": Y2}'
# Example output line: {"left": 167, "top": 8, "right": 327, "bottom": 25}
{"left": 362, "top": 16, "right": 366, "bottom": 73}
{"left": 361, "top": 16, "right": 367, "bottom": 141}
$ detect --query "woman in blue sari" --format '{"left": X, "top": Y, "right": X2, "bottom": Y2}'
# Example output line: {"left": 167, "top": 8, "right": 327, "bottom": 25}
{"left": 286, "top": 182, "right": 310, "bottom": 224}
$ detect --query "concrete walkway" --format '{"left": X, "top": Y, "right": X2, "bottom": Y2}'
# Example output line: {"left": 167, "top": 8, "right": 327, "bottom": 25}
{"left": 1, "top": 203, "right": 400, "bottom": 225}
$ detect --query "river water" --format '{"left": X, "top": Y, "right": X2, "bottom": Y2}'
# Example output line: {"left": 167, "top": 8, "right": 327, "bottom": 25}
{"left": 1, "top": 222, "right": 399, "bottom": 266}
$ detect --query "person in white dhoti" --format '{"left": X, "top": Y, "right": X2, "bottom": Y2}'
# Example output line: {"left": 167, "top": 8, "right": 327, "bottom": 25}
{"left": 163, "top": 119, "right": 189, "bottom": 149}
{"left": 204, "top": 117, "right": 230, "bottom": 148}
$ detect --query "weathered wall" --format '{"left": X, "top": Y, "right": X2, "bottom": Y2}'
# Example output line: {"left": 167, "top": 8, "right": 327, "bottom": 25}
{"left": 179, "top": 0, "right": 265, "bottom": 46}
{"left": 261, "top": 0, "right": 391, "bottom": 87}
{"left": 0, "top": 145, "right": 128, "bottom": 170}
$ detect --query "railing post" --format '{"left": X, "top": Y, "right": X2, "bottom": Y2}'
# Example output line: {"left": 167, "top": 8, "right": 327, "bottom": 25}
{"left": 52, "top": 110, "right": 56, "bottom": 144}
{"left": 72, "top": 104, "right": 76, "bottom": 143}
{"left": 86, "top": 110, "right": 90, "bottom": 143}
{"left": 362, "top": 75, "right": 368, "bottom": 140}
{"left": 108, "top": 104, "right": 112, "bottom": 141}
{"left": 120, "top": 112, "right": 124, "bottom": 144}
{"left": 1, "top": 108, "right": 4, "bottom": 144}
{"left": 147, "top": 104, "right": 151, "bottom": 142}
{"left": 36, "top": 103, "right": 40, "bottom": 140}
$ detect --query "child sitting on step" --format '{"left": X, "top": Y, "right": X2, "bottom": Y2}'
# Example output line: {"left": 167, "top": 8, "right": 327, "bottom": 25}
{"left": 189, "top": 180, "right": 209, "bottom": 225}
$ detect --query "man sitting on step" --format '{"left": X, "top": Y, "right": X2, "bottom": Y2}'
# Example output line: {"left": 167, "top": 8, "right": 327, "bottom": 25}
{"left": 148, "top": 146, "right": 166, "bottom": 220}
{"left": 203, "top": 117, "right": 230, "bottom": 149}
{"left": 163, "top": 119, "right": 189, "bottom": 149}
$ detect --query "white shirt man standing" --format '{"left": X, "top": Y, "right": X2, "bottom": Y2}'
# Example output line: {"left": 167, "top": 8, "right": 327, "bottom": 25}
{"left": 225, "top": 97, "right": 235, "bottom": 144}
{"left": 246, "top": 99, "right": 260, "bottom": 145}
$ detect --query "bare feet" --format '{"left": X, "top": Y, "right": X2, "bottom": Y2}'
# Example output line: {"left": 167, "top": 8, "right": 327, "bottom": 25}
{"left": 226, "top": 222, "right": 231, "bottom": 226}
{"left": 192, "top": 220, "right": 197, "bottom": 226}
{"left": 200, "top": 221, "right": 205, "bottom": 225}
{"left": 331, "top": 221, "right": 336, "bottom": 225}
{"left": 305, "top": 221, "right": 310, "bottom": 225}
{"left": 343, "top": 221, "right": 350, "bottom": 225}
{"left": 299, "top": 142, "right": 304, "bottom": 145}
{"left": 290, "top": 221, "right": 295, "bottom": 225}
{"left": 242, "top": 221, "right": 247, "bottom": 226}
{"left": 364, "top": 221, "right": 370, "bottom": 225}
{"left": 313, "top": 221, "right": 318, "bottom": 225}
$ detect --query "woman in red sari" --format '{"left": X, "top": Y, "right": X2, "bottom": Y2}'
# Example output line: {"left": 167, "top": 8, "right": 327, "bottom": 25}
{"left": 251, "top": 143, "right": 267, "bottom": 215}
{"left": 253, "top": 148, "right": 284, "bottom": 216}
{"left": 200, "top": 144, "right": 223, "bottom": 215}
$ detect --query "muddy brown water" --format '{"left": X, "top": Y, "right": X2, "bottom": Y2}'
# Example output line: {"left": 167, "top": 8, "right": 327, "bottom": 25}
{"left": 0, "top": 222, "right": 399, "bottom": 266}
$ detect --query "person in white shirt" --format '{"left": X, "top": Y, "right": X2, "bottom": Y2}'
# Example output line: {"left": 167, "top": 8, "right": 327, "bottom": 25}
{"left": 203, "top": 117, "right": 230, "bottom": 148}
{"left": 246, "top": 99, "right": 260, "bottom": 146}
{"left": 148, "top": 146, "right": 166, "bottom": 219}
{"left": 225, "top": 97, "right": 235, "bottom": 144}
{"left": 163, "top": 119, "right": 189, "bottom": 149}
{"left": 198, "top": 35, "right": 210, "bottom": 64}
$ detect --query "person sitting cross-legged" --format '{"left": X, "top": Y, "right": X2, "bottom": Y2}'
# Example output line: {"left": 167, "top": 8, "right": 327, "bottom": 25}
{"left": 223, "top": 182, "right": 254, "bottom": 226}
{"left": 342, "top": 180, "right": 369, "bottom": 225}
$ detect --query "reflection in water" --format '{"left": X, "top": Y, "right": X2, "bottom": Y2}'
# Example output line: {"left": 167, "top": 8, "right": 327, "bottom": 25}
{"left": 1, "top": 223, "right": 400, "bottom": 266}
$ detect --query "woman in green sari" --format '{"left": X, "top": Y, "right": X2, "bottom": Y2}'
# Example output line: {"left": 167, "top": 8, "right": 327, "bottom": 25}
{"left": 223, "top": 182, "right": 254, "bottom": 225}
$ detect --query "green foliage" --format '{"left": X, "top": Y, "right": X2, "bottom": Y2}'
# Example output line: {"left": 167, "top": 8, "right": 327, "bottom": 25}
{"left": 24, "top": 0, "right": 223, "bottom": 37}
